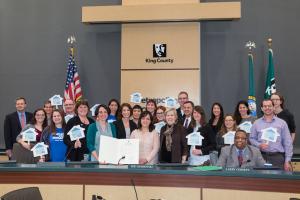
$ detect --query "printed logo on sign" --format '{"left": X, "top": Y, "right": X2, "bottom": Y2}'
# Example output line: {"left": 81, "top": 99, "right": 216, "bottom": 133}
{"left": 153, "top": 44, "right": 167, "bottom": 57}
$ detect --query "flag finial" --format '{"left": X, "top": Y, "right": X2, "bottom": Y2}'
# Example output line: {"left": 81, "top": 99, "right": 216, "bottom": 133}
{"left": 67, "top": 35, "right": 76, "bottom": 57}
{"left": 267, "top": 38, "right": 272, "bottom": 48}
{"left": 245, "top": 41, "right": 256, "bottom": 53}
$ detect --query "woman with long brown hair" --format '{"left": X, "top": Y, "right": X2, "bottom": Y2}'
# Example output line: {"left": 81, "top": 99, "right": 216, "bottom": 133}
{"left": 189, "top": 106, "right": 216, "bottom": 165}
{"left": 40, "top": 109, "right": 67, "bottom": 161}
{"left": 216, "top": 114, "right": 237, "bottom": 154}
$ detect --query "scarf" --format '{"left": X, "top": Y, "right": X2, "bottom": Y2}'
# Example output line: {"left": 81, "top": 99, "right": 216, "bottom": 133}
{"left": 162, "top": 124, "right": 174, "bottom": 152}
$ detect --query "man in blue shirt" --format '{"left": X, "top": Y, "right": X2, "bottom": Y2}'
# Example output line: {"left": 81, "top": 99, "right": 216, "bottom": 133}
{"left": 250, "top": 99, "right": 293, "bottom": 171}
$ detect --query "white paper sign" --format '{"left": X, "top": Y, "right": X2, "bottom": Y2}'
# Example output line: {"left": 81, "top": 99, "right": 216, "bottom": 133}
{"left": 31, "top": 142, "right": 48, "bottom": 157}
{"left": 261, "top": 127, "right": 279, "bottom": 143}
{"left": 49, "top": 95, "right": 63, "bottom": 106}
{"left": 64, "top": 114, "right": 74, "bottom": 123}
{"left": 21, "top": 128, "right": 37, "bottom": 142}
{"left": 165, "top": 97, "right": 177, "bottom": 108}
{"left": 223, "top": 131, "right": 236, "bottom": 145}
{"left": 99, "top": 135, "right": 139, "bottom": 164}
{"left": 67, "top": 125, "right": 85, "bottom": 141}
{"left": 186, "top": 132, "right": 204, "bottom": 146}
{"left": 154, "top": 121, "right": 166, "bottom": 133}
{"left": 90, "top": 104, "right": 100, "bottom": 116}
{"left": 238, "top": 121, "right": 252, "bottom": 133}
{"left": 130, "top": 92, "right": 142, "bottom": 104}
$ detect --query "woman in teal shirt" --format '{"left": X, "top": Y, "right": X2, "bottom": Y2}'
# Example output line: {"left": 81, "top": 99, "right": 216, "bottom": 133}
{"left": 87, "top": 104, "right": 116, "bottom": 161}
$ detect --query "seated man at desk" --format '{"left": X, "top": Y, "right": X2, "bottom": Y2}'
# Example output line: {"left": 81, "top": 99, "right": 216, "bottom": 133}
{"left": 217, "top": 130, "right": 266, "bottom": 168}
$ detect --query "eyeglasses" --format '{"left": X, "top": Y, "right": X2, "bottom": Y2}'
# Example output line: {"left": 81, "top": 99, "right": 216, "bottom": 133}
{"left": 36, "top": 114, "right": 45, "bottom": 117}
{"left": 156, "top": 112, "right": 164, "bottom": 115}
{"left": 271, "top": 99, "right": 280, "bottom": 101}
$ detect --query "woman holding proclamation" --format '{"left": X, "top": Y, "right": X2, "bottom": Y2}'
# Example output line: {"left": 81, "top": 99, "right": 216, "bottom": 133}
{"left": 87, "top": 104, "right": 117, "bottom": 161}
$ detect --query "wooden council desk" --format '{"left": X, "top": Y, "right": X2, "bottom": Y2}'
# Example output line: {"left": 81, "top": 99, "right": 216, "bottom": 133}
{"left": 0, "top": 163, "right": 299, "bottom": 200}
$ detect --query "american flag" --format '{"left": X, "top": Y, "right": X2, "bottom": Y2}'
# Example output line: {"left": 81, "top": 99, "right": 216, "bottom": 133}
{"left": 64, "top": 53, "right": 82, "bottom": 102}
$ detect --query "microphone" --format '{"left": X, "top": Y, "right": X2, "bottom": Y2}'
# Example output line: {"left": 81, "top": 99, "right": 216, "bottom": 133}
{"left": 118, "top": 156, "right": 125, "bottom": 165}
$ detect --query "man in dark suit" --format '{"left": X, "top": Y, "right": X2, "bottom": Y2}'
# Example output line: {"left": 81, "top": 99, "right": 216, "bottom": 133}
{"left": 4, "top": 97, "right": 33, "bottom": 159}
{"left": 217, "top": 130, "right": 266, "bottom": 168}
{"left": 182, "top": 101, "right": 194, "bottom": 134}
{"left": 176, "top": 91, "right": 189, "bottom": 124}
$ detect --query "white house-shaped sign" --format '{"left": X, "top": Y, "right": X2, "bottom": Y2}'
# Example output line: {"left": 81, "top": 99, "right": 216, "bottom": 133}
{"left": 238, "top": 121, "right": 252, "bottom": 133}
{"left": 90, "top": 104, "right": 100, "bottom": 117}
{"left": 223, "top": 131, "right": 236, "bottom": 145}
{"left": 21, "top": 128, "right": 38, "bottom": 142}
{"left": 186, "top": 132, "right": 204, "bottom": 146}
{"left": 130, "top": 92, "right": 142, "bottom": 104}
{"left": 31, "top": 142, "right": 48, "bottom": 157}
{"left": 49, "top": 94, "right": 63, "bottom": 106}
{"left": 154, "top": 121, "right": 166, "bottom": 134}
{"left": 261, "top": 127, "right": 279, "bottom": 143}
{"left": 64, "top": 114, "right": 74, "bottom": 123}
{"left": 165, "top": 97, "right": 176, "bottom": 108}
{"left": 67, "top": 125, "right": 85, "bottom": 141}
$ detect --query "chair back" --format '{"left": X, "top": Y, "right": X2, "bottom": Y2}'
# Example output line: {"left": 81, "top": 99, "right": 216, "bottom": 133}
{"left": 1, "top": 187, "right": 43, "bottom": 200}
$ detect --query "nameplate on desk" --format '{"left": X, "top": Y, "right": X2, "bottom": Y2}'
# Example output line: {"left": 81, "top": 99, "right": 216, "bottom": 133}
{"left": 128, "top": 164, "right": 155, "bottom": 169}
{"left": 99, "top": 165, "right": 128, "bottom": 169}
{"left": 37, "top": 162, "right": 66, "bottom": 167}
{"left": 66, "top": 161, "right": 99, "bottom": 165}
{"left": 18, "top": 164, "right": 37, "bottom": 168}
{"left": 156, "top": 163, "right": 190, "bottom": 167}
{"left": 225, "top": 167, "right": 251, "bottom": 172}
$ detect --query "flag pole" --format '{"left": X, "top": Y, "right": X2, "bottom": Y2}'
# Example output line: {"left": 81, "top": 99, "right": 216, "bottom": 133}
{"left": 245, "top": 41, "right": 257, "bottom": 117}
{"left": 264, "top": 38, "right": 276, "bottom": 99}
{"left": 65, "top": 35, "right": 82, "bottom": 103}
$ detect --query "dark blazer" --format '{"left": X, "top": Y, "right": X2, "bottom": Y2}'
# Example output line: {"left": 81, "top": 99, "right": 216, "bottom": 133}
{"left": 182, "top": 116, "right": 194, "bottom": 134}
{"left": 176, "top": 108, "right": 185, "bottom": 125}
{"left": 159, "top": 123, "right": 188, "bottom": 163}
{"left": 63, "top": 116, "right": 95, "bottom": 161}
{"left": 4, "top": 111, "right": 33, "bottom": 150}
{"left": 114, "top": 119, "right": 137, "bottom": 139}
{"left": 194, "top": 124, "right": 216, "bottom": 155}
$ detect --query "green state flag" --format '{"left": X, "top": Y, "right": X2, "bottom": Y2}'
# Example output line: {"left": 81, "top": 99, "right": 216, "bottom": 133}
{"left": 248, "top": 53, "right": 256, "bottom": 116}
{"left": 264, "top": 48, "right": 276, "bottom": 99}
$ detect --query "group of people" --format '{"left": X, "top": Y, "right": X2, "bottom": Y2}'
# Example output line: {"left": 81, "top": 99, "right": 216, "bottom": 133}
{"left": 3, "top": 91, "right": 295, "bottom": 171}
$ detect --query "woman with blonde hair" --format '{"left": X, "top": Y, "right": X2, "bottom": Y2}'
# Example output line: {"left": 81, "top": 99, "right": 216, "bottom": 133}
{"left": 159, "top": 108, "right": 188, "bottom": 163}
